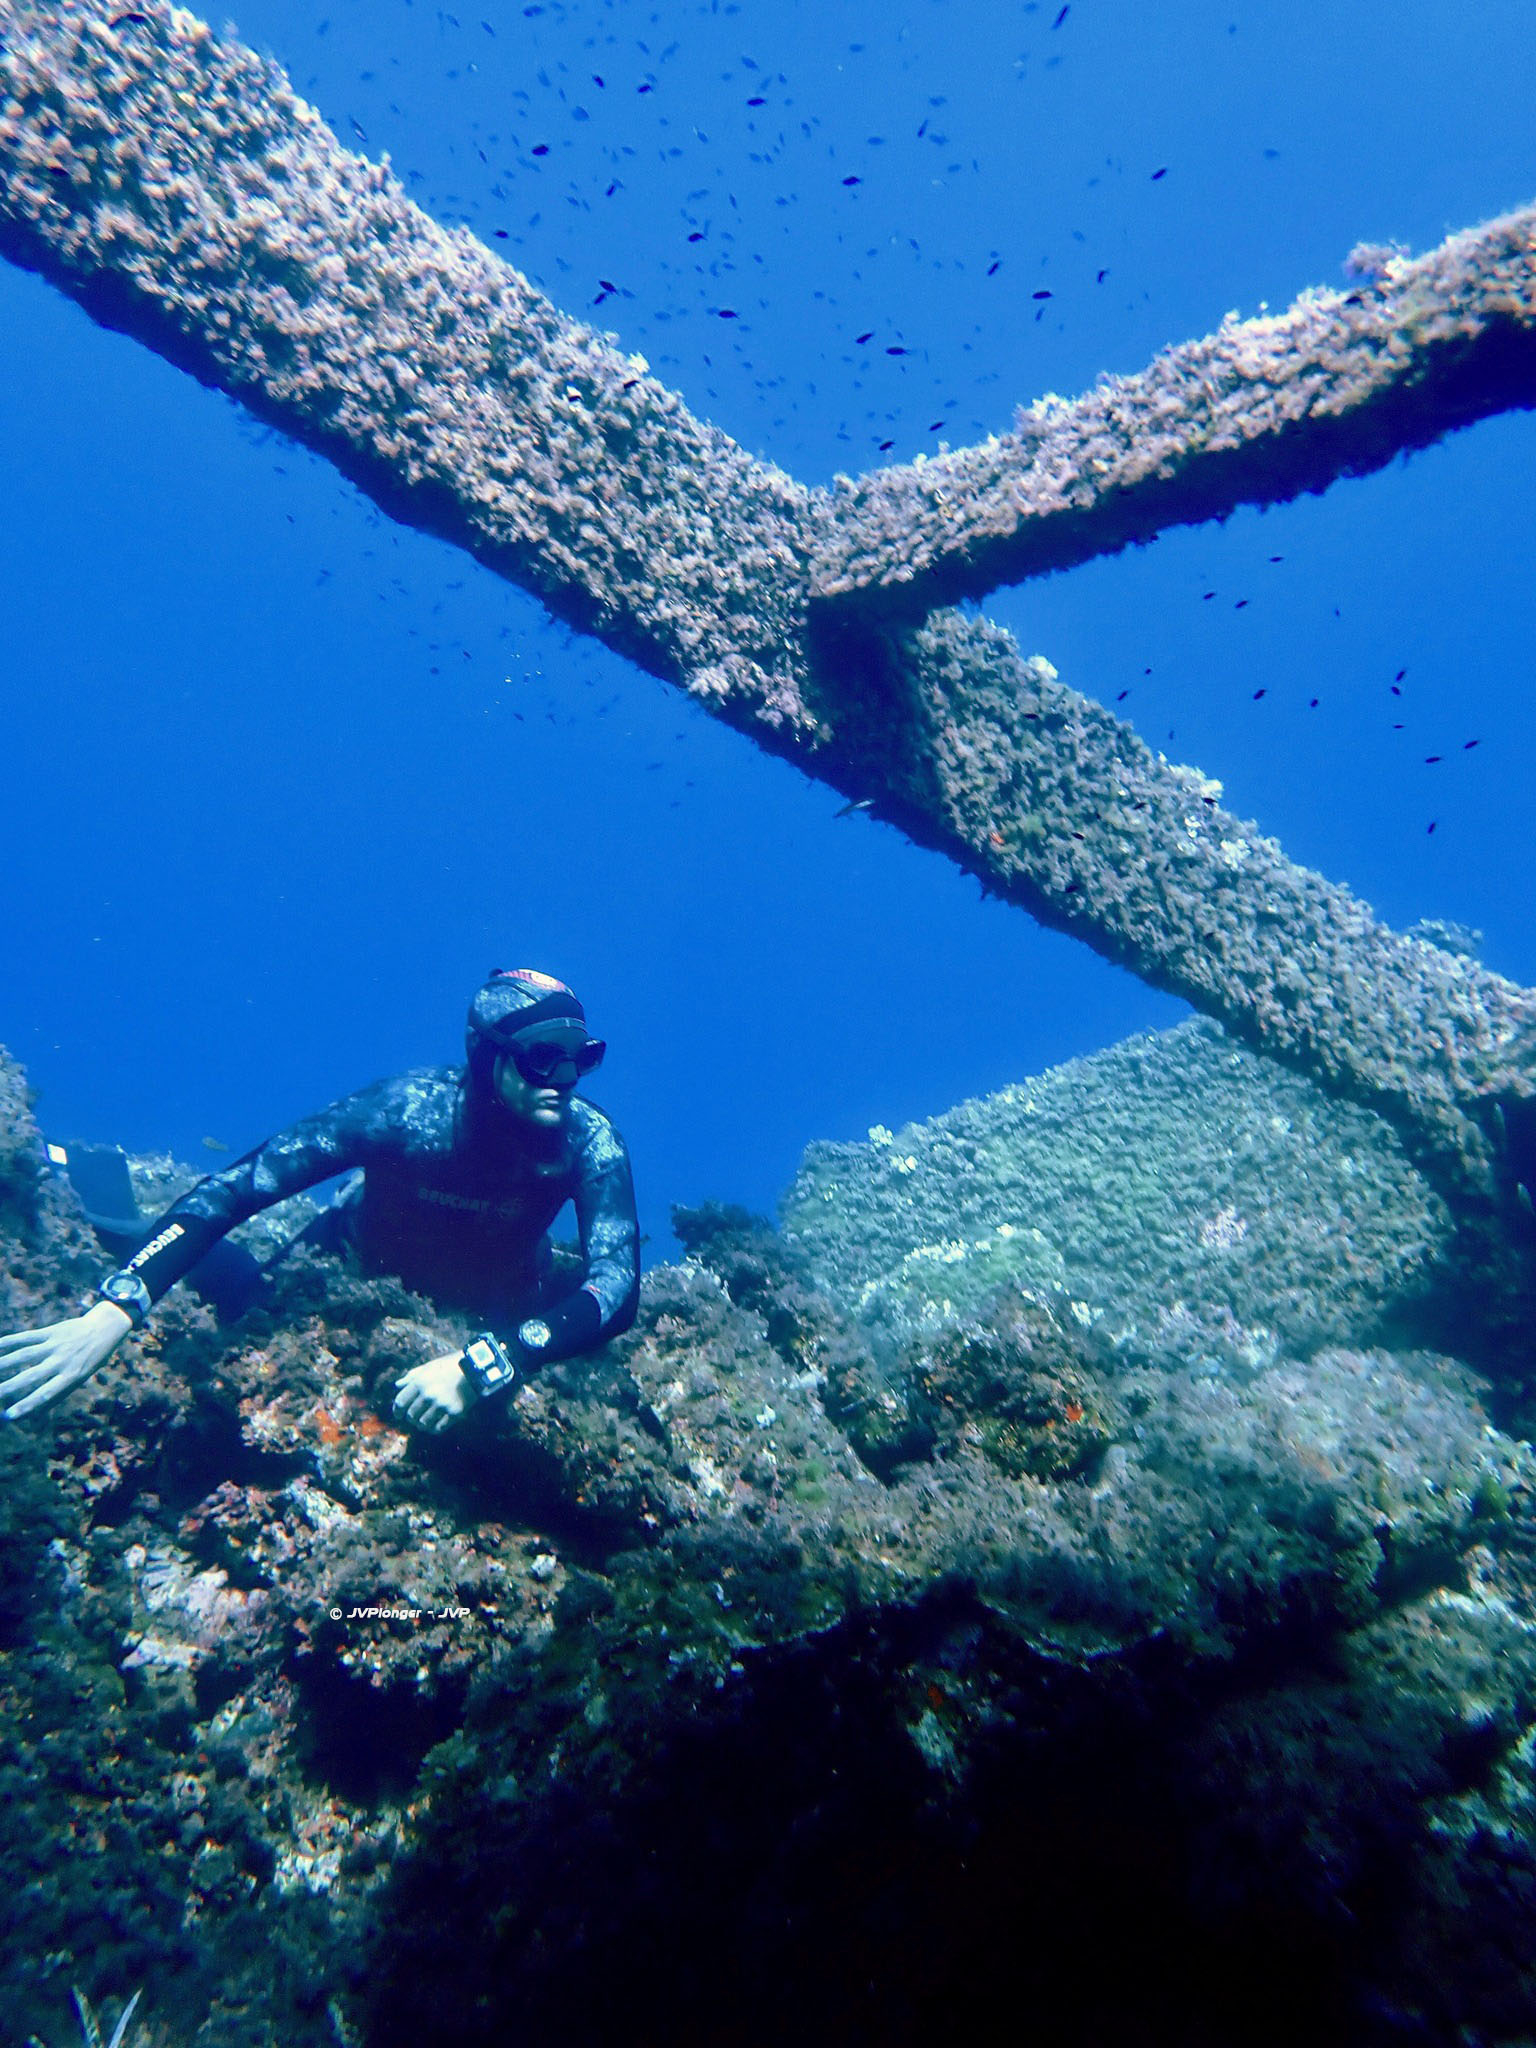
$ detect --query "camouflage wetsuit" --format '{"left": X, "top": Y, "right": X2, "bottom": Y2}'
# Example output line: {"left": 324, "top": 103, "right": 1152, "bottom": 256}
{"left": 109, "top": 1067, "right": 640, "bottom": 1363}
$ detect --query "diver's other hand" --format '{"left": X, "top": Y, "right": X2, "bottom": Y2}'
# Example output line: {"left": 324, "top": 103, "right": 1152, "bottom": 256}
{"left": 0, "top": 1301, "right": 133, "bottom": 1419}
{"left": 392, "top": 1353, "right": 477, "bottom": 1435}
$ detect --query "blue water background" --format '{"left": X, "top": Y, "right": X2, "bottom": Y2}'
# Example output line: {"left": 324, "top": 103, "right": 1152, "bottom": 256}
{"left": 1, "top": 0, "right": 1533, "bottom": 1254}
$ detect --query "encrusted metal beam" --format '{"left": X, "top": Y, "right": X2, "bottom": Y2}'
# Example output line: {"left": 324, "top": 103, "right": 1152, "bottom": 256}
{"left": 0, "top": 2, "right": 818, "bottom": 724}
{"left": 1, "top": 0, "right": 1532, "bottom": 1225}
{"left": 813, "top": 207, "right": 1536, "bottom": 617}
{"left": 857, "top": 612, "right": 1536, "bottom": 1202}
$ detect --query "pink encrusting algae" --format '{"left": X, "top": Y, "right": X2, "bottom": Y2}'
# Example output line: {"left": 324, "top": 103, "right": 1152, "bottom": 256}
{"left": 811, "top": 210, "right": 1536, "bottom": 614}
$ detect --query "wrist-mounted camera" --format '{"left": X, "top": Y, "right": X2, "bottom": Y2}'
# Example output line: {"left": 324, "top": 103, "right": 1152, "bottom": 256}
{"left": 460, "top": 1330, "right": 517, "bottom": 1397}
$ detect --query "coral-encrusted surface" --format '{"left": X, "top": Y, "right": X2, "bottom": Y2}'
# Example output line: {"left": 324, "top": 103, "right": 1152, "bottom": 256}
{"left": 811, "top": 205, "right": 1536, "bottom": 615}
{"left": 4, "top": 1045, "right": 1536, "bottom": 2044}
{"left": 861, "top": 614, "right": 1536, "bottom": 1228}
{"left": 784, "top": 1016, "right": 1452, "bottom": 1360}
{"left": 0, "top": 3, "right": 812, "bottom": 717}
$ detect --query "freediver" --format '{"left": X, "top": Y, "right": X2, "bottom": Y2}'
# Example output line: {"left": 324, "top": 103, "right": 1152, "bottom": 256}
{"left": 0, "top": 969, "right": 640, "bottom": 1433}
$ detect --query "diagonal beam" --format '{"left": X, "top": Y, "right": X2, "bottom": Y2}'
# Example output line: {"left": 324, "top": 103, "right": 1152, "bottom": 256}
{"left": 851, "top": 611, "right": 1536, "bottom": 1203}
{"left": 812, "top": 205, "right": 1536, "bottom": 617}
{"left": 0, "top": 1, "right": 1532, "bottom": 1230}
{"left": 0, "top": 1, "right": 821, "bottom": 728}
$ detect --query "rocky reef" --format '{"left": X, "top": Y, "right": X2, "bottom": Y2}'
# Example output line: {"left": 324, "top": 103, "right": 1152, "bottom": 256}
{"left": 4, "top": 1032, "right": 1536, "bottom": 2047}
{"left": 786, "top": 1016, "right": 1457, "bottom": 1364}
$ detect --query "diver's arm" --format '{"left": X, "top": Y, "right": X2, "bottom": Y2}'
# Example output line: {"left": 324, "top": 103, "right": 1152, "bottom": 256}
{"left": 527, "top": 1111, "right": 641, "bottom": 1366}
{"left": 99, "top": 1092, "right": 381, "bottom": 1312}
{"left": 2, "top": 1096, "right": 377, "bottom": 1420}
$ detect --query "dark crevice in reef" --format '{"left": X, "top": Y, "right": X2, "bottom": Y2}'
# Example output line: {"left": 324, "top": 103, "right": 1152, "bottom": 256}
{"left": 363, "top": 1596, "right": 1451, "bottom": 2048}
{"left": 291, "top": 1652, "right": 471, "bottom": 1808}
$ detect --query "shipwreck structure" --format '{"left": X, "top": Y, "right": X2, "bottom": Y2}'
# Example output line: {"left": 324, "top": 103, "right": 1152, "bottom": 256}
{"left": 1, "top": 1, "right": 1534, "bottom": 1227}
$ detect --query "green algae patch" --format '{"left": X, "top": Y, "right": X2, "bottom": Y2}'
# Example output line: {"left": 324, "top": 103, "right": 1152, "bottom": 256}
{"left": 784, "top": 1017, "right": 1451, "bottom": 1364}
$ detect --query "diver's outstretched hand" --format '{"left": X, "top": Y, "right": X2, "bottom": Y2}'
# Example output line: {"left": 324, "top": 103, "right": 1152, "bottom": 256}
{"left": 393, "top": 1353, "right": 478, "bottom": 1435}
{"left": 0, "top": 1302, "right": 132, "bottom": 1419}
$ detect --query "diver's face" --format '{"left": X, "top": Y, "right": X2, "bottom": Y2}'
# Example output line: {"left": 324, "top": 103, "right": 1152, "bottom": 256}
{"left": 493, "top": 1053, "right": 572, "bottom": 1130}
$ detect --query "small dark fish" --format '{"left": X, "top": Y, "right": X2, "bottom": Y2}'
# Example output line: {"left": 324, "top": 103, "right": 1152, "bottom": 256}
{"left": 1052, "top": 5, "right": 1069, "bottom": 25}
{"left": 1424, "top": 755, "right": 1442, "bottom": 764}
{"left": 349, "top": 117, "right": 368, "bottom": 143}
{"left": 842, "top": 174, "right": 861, "bottom": 186}
{"left": 1116, "top": 689, "right": 1130, "bottom": 701}
{"left": 877, "top": 439, "right": 894, "bottom": 451}
{"left": 747, "top": 95, "right": 766, "bottom": 106}
{"left": 1234, "top": 598, "right": 1248, "bottom": 608}
{"left": 928, "top": 419, "right": 945, "bottom": 431}
{"left": 1151, "top": 166, "right": 1168, "bottom": 180}
{"left": 1309, "top": 698, "right": 1319, "bottom": 708}
{"left": 1395, "top": 667, "right": 1407, "bottom": 681}
{"left": 854, "top": 330, "right": 874, "bottom": 343}
{"left": 109, "top": 9, "right": 151, "bottom": 24}
{"left": 1464, "top": 738, "right": 1481, "bottom": 750}
{"left": 531, "top": 143, "right": 549, "bottom": 156}
{"left": 1391, "top": 684, "right": 1401, "bottom": 696}
{"left": 835, "top": 797, "right": 874, "bottom": 818}
{"left": 493, "top": 228, "right": 509, "bottom": 237}
{"left": 886, "top": 344, "right": 908, "bottom": 355}
{"left": 1032, "top": 289, "right": 1052, "bottom": 300}
{"left": 1202, "top": 590, "right": 1216, "bottom": 601}
{"left": 1096, "top": 268, "right": 1109, "bottom": 282}
{"left": 716, "top": 307, "right": 738, "bottom": 318}
{"left": 1253, "top": 688, "right": 1266, "bottom": 700}
{"left": 1269, "top": 554, "right": 1283, "bottom": 563}
{"left": 987, "top": 259, "right": 1001, "bottom": 275}
{"left": 1427, "top": 821, "right": 1438, "bottom": 835}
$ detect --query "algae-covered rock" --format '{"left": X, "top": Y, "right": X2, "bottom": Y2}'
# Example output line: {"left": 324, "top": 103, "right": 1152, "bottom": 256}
{"left": 4, "top": 1030, "right": 1536, "bottom": 2048}
{"left": 783, "top": 1017, "right": 1451, "bottom": 1361}
{"left": 0, "top": 1047, "right": 104, "bottom": 1328}
{"left": 913, "top": 1293, "right": 1115, "bottom": 1482}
